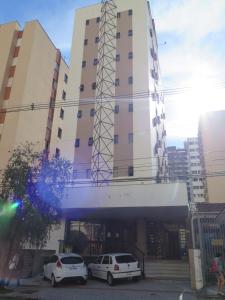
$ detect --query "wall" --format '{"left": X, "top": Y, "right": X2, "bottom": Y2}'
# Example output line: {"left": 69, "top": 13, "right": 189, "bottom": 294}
{"left": 63, "top": 182, "right": 188, "bottom": 209}
{"left": 199, "top": 111, "right": 225, "bottom": 203}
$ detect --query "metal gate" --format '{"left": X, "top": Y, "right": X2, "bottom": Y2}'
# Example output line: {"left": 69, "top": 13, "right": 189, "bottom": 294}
{"left": 191, "top": 214, "right": 225, "bottom": 284}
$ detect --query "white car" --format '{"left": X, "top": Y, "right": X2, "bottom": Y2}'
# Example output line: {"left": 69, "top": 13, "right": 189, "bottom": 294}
{"left": 43, "top": 253, "right": 87, "bottom": 287}
{"left": 88, "top": 253, "right": 141, "bottom": 286}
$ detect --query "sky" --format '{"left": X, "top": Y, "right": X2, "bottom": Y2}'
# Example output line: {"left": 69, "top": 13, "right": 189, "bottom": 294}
{"left": 1, "top": 0, "right": 225, "bottom": 147}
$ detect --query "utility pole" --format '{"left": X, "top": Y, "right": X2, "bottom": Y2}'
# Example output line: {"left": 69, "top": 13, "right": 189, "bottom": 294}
{"left": 91, "top": 0, "right": 117, "bottom": 186}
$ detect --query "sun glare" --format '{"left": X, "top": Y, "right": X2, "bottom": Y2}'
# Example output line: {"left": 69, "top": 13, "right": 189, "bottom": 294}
{"left": 166, "top": 63, "right": 225, "bottom": 139}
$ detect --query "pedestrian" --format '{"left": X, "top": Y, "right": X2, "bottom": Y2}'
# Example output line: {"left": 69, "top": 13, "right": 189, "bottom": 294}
{"left": 210, "top": 253, "right": 225, "bottom": 296}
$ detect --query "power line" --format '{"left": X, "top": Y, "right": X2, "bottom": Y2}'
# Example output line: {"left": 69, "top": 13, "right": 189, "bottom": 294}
{"left": 0, "top": 172, "right": 223, "bottom": 192}
{"left": 1, "top": 81, "right": 225, "bottom": 114}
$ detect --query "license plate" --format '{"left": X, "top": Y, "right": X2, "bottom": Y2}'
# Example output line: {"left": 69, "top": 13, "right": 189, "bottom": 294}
{"left": 70, "top": 266, "right": 77, "bottom": 270}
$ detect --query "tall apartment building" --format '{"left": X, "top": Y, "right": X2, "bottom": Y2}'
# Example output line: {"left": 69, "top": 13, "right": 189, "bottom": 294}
{"left": 199, "top": 110, "right": 225, "bottom": 203}
{"left": 57, "top": 0, "right": 188, "bottom": 264}
{"left": 167, "top": 141, "right": 205, "bottom": 203}
{"left": 167, "top": 146, "right": 188, "bottom": 182}
{"left": 0, "top": 21, "right": 68, "bottom": 171}
{"left": 61, "top": 0, "right": 167, "bottom": 181}
{"left": 185, "top": 138, "right": 205, "bottom": 203}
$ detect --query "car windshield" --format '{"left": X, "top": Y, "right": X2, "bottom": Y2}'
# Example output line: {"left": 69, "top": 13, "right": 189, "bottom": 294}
{"left": 60, "top": 257, "right": 83, "bottom": 264}
{"left": 115, "top": 255, "right": 136, "bottom": 263}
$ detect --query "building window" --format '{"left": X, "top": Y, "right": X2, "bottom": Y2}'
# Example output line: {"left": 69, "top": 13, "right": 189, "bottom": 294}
{"left": 13, "top": 46, "right": 20, "bottom": 57}
{"left": 77, "top": 110, "right": 82, "bottom": 118}
{"left": 128, "top": 103, "right": 133, "bottom": 112}
{"left": 128, "top": 133, "right": 133, "bottom": 144}
{"left": 92, "top": 82, "right": 96, "bottom": 90}
{"left": 62, "top": 90, "right": 66, "bottom": 100}
{"left": 3, "top": 87, "right": 11, "bottom": 100}
{"left": 93, "top": 58, "right": 98, "bottom": 65}
{"left": 128, "top": 9, "right": 133, "bottom": 16}
{"left": 55, "top": 148, "right": 60, "bottom": 158}
{"left": 114, "top": 134, "right": 119, "bottom": 144}
{"left": 82, "top": 61, "right": 86, "bottom": 68}
{"left": 114, "top": 105, "right": 119, "bottom": 113}
{"left": 128, "top": 166, "right": 134, "bottom": 176}
{"left": 17, "top": 31, "right": 23, "bottom": 39}
{"left": 75, "top": 138, "right": 80, "bottom": 148}
{"left": 80, "top": 84, "right": 84, "bottom": 92}
{"left": 90, "top": 108, "right": 95, "bottom": 117}
{"left": 128, "top": 52, "right": 133, "bottom": 59}
{"left": 95, "top": 36, "right": 99, "bottom": 43}
{"left": 60, "top": 108, "right": 64, "bottom": 119}
{"left": 115, "top": 78, "right": 120, "bottom": 86}
{"left": 151, "top": 69, "right": 155, "bottom": 79}
{"left": 52, "top": 79, "right": 57, "bottom": 89}
{"left": 49, "top": 97, "right": 55, "bottom": 108}
{"left": 150, "top": 28, "right": 153, "bottom": 37}
{"left": 57, "top": 128, "right": 62, "bottom": 139}
{"left": 86, "top": 19, "right": 90, "bottom": 25}
{"left": 88, "top": 137, "right": 94, "bottom": 146}
{"left": 86, "top": 169, "right": 91, "bottom": 179}
{"left": 116, "top": 32, "right": 121, "bottom": 39}
{"left": 116, "top": 54, "right": 120, "bottom": 62}
{"left": 117, "top": 12, "right": 121, "bottom": 18}
{"left": 64, "top": 74, "right": 68, "bottom": 83}
{"left": 128, "top": 30, "right": 133, "bottom": 37}
{"left": 128, "top": 76, "right": 133, "bottom": 85}
{"left": 9, "top": 66, "right": 16, "bottom": 78}
{"left": 84, "top": 39, "right": 88, "bottom": 45}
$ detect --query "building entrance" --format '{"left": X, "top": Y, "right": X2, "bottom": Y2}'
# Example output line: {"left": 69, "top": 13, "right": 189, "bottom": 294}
{"left": 65, "top": 220, "right": 137, "bottom": 256}
{"left": 147, "top": 222, "right": 187, "bottom": 260}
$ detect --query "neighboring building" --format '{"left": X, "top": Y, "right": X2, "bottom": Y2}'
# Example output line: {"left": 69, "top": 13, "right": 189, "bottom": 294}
{"left": 185, "top": 138, "right": 205, "bottom": 203}
{"left": 199, "top": 110, "right": 225, "bottom": 203}
{"left": 0, "top": 20, "right": 68, "bottom": 171}
{"left": 167, "top": 146, "right": 188, "bottom": 182}
{"left": 167, "top": 141, "right": 205, "bottom": 204}
{"left": 56, "top": 0, "right": 189, "bottom": 267}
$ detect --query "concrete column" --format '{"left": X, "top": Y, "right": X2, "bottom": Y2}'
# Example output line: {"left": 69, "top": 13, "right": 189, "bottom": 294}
{"left": 44, "top": 219, "right": 66, "bottom": 253}
{"left": 189, "top": 249, "right": 203, "bottom": 290}
{"left": 136, "top": 219, "right": 148, "bottom": 255}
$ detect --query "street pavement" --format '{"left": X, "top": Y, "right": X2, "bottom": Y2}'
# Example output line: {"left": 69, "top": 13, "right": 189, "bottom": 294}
{"left": 0, "top": 278, "right": 201, "bottom": 300}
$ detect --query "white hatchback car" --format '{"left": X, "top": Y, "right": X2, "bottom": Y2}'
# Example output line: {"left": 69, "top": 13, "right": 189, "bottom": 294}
{"left": 88, "top": 253, "right": 141, "bottom": 286}
{"left": 43, "top": 253, "right": 87, "bottom": 287}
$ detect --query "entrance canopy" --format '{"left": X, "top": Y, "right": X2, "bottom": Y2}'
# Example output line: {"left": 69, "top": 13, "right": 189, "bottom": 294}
{"left": 63, "top": 206, "right": 188, "bottom": 222}
{"left": 62, "top": 182, "right": 188, "bottom": 221}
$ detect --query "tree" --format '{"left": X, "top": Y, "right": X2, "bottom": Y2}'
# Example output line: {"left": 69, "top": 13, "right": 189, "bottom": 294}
{"left": 0, "top": 143, "right": 72, "bottom": 284}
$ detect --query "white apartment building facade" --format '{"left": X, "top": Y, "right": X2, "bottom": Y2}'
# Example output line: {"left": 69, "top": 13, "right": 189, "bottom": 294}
{"left": 185, "top": 138, "right": 205, "bottom": 203}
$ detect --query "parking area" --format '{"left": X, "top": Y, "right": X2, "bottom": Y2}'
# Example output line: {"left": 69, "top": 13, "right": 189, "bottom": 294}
{"left": 2, "top": 278, "right": 199, "bottom": 300}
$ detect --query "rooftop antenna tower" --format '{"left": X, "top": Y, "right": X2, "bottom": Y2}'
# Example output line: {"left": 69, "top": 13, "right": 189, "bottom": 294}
{"left": 91, "top": 0, "right": 117, "bottom": 186}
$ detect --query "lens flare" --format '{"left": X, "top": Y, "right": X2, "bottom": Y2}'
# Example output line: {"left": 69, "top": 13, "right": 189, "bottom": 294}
{"left": 0, "top": 201, "right": 20, "bottom": 217}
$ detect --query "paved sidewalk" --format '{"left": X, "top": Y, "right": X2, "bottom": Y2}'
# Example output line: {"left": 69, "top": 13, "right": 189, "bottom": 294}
{"left": 197, "top": 285, "right": 225, "bottom": 299}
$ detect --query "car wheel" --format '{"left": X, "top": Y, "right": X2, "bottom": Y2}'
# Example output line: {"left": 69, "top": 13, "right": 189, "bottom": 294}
{"left": 81, "top": 278, "right": 87, "bottom": 285}
{"left": 88, "top": 269, "right": 93, "bottom": 280}
{"left": 43, "top": 274, "right": 47, "bottom": 281}
{"left": 51, "top": 274, "right": 57, "bottom": 287}
{"left": 132, "top": 276, "right": 140, "bottom": 282}
{"left": 107, "top": 273, "right": 114, "bottom": 286}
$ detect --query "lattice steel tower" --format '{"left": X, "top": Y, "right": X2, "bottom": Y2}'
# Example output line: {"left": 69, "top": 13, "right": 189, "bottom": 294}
{"left": 91, "top": 0, "right": 117, "bottom": 186}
